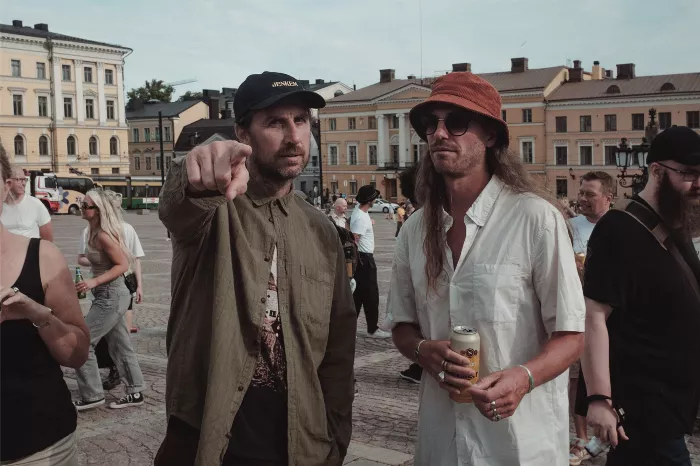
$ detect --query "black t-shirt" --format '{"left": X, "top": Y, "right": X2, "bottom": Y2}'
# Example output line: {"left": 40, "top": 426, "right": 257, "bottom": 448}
{"left": 583, "top": 197, "right": 700, "bottom": 439}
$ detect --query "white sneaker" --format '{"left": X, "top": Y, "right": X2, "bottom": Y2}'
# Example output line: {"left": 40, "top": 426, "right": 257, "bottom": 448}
{"left": 367, "top": 329, "right": 391, "bottom": 339}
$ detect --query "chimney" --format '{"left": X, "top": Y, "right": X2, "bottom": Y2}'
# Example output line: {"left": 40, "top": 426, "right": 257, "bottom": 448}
{"left": 616, "top": 63, "right": 636, "bottom": 80}
{"left": 12, "top": 20, "right": 23, "bottom": 27}
{"left": 33, "top": 23, "right": 49, "bottom": 31}
{"left": 379, "top": 69, "right": 395, "bottom": 83}
{"left": 452, "top": 63, "right": 472, "bottom": 72}
{"left": 353, "top": 84, "right": 356, "bottom": 91}
{"left": 221, "top": 109, "right": 233, "bottom": 119}
{"left": 591, "top": 61, "right": 603, "bottom": 80}
{"left": 511, "top": 57, "right": 529, "bottom": 73}
{"left": 605, "top": 69, "right": 613, "bottom": 78}
{"left": 568, "top": 60, "right": 584, "bottom": 83}
{"left": 202, "top": 89, "right": 221, "bottom": 120}
{"left": 299, "top": 80, "right": 310, "bottom": 88}
{"left": 315, "top": 79, "right": 324, "bottom": 85}
{"left": 127, "top": 98, "right": 145, "bottom": 111}
{"left": 407, "top": 75, "right": 416, "bottom": 79}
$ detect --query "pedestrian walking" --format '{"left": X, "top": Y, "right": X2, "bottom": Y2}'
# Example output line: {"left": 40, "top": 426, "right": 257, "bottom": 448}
{"left": 0, "top": 145, "right": 89, "bottom": 465}
{"left": 582, "top": 126, "right": 700, "bottom": 466}
{"left": 155, "top": 72, "right": 356, "bottom": 466}
{"left": 72, "top": 189, "right": 146, "bottom": 411}
{"left": 1, "top": 165, "right": 53, "bottom": 241}
{"left": 386, "top": 72, "right": 585, "bottom": 465}
{"left": 351, "top": 185, "right": 391, "bottom": 339}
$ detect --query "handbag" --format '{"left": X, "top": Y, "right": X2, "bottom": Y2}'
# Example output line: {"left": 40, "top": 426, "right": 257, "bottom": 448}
{"left": 123, "top": 271, "right": 138, "bottom": 294}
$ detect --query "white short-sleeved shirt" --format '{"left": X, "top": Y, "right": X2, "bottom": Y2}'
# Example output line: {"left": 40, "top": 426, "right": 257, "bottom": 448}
{"left": 569, "top": 214, "right": 597, "bottom": 254}
{"left": 693, "top": 237, "right": 700, "bottom": 257}
{"left": 350, "top": 208, "right": 374, "bottom": 254}
{"left": 385, "top": 177, "right": 585, "bottom": 466}
{"left": 1, "top": 195, "right": 51, "bottom": 239}
{"left": 79, "top": 222, "right": 145, "bottom": 258}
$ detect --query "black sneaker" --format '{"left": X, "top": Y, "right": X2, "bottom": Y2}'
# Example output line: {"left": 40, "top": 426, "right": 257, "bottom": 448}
{"left": 73, "top": 398, "right": 105, "bottom": 411}
{"left": 102, "top": 367, "right": 120, "bottom": 391}
{"left": 400, "top": 363, "right": 423, "bottom": 384}
{"left": 109, "top": 392, "right": 145, "bottom": 409}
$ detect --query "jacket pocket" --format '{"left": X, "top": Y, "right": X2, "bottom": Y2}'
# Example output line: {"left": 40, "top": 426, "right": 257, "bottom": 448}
{"left": 300, "top": 265, "right": 333, "bottom": 350}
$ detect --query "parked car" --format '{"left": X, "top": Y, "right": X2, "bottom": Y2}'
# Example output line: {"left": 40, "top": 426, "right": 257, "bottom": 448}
{"left": 368, "top": 199, "right": 399, "bottom": 214}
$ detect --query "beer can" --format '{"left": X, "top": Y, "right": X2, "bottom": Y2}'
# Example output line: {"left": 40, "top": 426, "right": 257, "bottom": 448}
{"left": 449, "top": 326, "right": 480, "bottom": 403}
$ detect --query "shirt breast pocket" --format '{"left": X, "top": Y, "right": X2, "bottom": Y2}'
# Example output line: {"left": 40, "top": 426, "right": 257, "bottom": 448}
{"left": 469, "top": 263, "right": 525, "bottom": 323}
{"left": 300, "top": 265, "right": 333, "bottom": 350}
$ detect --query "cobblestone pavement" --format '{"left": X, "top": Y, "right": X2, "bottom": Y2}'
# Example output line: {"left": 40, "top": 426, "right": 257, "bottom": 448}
{"left": 48, "top": 210, "right": 700, "bottom": 465}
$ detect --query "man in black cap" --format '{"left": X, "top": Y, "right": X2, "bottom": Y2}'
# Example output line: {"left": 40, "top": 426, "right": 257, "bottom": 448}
{"left": 582, "top": 125, "right": 700, "bottom": 465}
{"left": 156, "top": 72, "right": 356, "bottom": 466}
{"left": 350, "top": 185, "right": 390, "bottom": 338}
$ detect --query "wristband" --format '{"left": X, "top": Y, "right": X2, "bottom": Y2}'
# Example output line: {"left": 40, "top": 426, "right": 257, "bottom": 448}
{"left": 587, "top": 394, "right": 626, "bottom": 427}
{"left": 414, "top": 339, "right": 426, "bottom": 361}
{"left": 517, "top": 364, "right": 535, "bottom": 393}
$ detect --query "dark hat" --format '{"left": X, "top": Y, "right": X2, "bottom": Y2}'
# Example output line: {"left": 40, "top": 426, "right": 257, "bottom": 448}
{"left": 647, "top": 125, "right": 700, "bottom": 166}
{"left": 356, "top": 185, "right": 380, "bottom": 204}
{"left": 234, "top": 71, "right": 326, "bottom": 123}
{"left": 409, "top": 72, "right": 509, "bottom": 147}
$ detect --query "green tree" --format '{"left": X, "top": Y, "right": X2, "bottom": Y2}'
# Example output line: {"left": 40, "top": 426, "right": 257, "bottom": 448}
{"left": 177, "top": 91, "right": 203, "bottom": 102}
{"left": 127, "top": 79, "right": 175, "bottom": 103}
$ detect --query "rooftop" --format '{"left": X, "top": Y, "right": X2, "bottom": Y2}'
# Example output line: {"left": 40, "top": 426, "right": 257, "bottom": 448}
{"left": 0, "top": 21, "right": 131, "bottom": 51}
{"left": 547, "top": 72, "right": 700, "bottom": 101}
{"left": 126, "top": 100, "right": 203, "bottom": 120}
{"left": 174, "top": 118, "right": 237, "bottom": 152}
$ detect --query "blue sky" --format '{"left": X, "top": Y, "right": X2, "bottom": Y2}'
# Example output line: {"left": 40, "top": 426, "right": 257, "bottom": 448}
{"left": 6, "top": 0, "right": 700, "bottom": 99}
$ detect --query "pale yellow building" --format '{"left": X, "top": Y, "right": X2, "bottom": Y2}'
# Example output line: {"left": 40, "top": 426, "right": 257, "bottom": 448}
{"left": 0, "top": 20, "right": 131, "bottom": 175}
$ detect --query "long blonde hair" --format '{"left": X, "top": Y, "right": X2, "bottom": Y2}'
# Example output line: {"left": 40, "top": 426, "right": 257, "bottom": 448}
{"left": 85, "top": 189, "right": 131, "bottom": 263}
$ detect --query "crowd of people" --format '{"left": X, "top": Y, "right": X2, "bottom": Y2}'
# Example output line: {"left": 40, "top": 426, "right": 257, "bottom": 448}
{"left": 1, "top": 69, "right": 699, "bottom": 466}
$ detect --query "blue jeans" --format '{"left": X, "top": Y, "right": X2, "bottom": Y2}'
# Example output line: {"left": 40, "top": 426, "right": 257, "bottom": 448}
{"left": 75, "top": 281, "right": 145, "bottom": 402}
{"left": 606, "top": 434, "right": 690, "bottom": 466}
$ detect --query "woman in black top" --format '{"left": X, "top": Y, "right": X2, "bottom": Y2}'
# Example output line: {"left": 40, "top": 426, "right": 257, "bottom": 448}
{"left": 0, "top": 145, "right": 90, "bottom": 464}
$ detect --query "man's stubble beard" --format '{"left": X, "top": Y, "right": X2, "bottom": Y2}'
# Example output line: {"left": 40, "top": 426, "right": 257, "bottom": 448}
{"left": 429, "top": 144, "right": 483, "bottom": 179}
{"left": 251, "top": 148, "right": 309, "bottom": 183}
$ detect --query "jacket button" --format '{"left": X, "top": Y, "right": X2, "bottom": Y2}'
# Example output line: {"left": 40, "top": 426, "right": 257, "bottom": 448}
{"left": 261, "top": 297, "right": 266, "bottom": 303}
{"left": 268, "top": 217, "right": 274, "bottom": 223}
{"left": 264, "top": 256, "right": 270, "bottom": 262}
{"left": 237, "top": 385, "right": 244, "bottom": 391}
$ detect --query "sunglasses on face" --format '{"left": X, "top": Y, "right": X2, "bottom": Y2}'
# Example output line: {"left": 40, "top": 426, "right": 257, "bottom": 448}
{"left": 418, "top": 112, "right": 474, "bottom": 137}
{"left": 80, "top": 202, "right": 98, "bottom": 211}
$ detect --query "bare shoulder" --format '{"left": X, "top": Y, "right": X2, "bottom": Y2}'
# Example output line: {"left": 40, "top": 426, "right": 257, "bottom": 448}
{"left": 38, "top": 240, "right": 69, "bottom": 283}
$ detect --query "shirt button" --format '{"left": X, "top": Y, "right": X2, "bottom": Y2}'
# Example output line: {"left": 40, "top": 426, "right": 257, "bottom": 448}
{"left": 269, "top": 217, "right": 274, "bottom": 223}
{"left": 237, "top": 385, "right": 244, "bottom": 391}
{"left": 226, "top": 432, "right": 232, "bottom": 439}
{"left": 458, "top": 413, "right": 465, "bottom": 421}
{"left": 261, "top": 297, "right": 266, "bottom": 304}
{"left": 264, "top": 256, "right": 270, "bottom": 262}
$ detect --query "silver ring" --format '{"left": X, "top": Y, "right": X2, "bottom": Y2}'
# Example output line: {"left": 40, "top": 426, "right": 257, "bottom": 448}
{"left": 442, "top": 360, "right": 449, "bottom": 371}
{"left": 490, "top": 400, "right": 496, "bottom": 409}
{"left": 438, "top": 371, "right": 445, "bottom": 382}
{"left": 495, "top": 414, "right": 502, "bottom": 422}
{"left": 11, "top": 287, "right": 19, "bottom": 294}
{"left": 492, "top": 408, "right": 498, "bottom": 417}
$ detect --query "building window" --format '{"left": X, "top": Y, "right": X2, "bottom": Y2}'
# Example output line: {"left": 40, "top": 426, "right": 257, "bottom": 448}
{"left": 331, "top": 181, "right": 339, "bottom": 194}
{"left": 604, "top": 114, "right": 617, "bottom": 131}
{"left": 580, "top": 146, "right": 593, "bottom": 165}
{"left": 146, "top": 156, "right": 152, "bottom": 170}
{"left": 39, "top": 136, "right": 49, "bottom": 156}
{"left": 390, "top": 145, "right": 399, "bottom": 164}
{"left": 155, "top": 127, "right": 161, "bottom": 142}
{"left": 62, "top": 64, "right": 71, "bottom": 81}
{"left": 11, "top": 59, "right": 21, "bottom": 77}
{"left": 84, "top": 67, "right": 93, "bottom": 83}
{"left": 67, "top": 136, "right": 76, "bottom": 155}
{"left": 348, "top": 145, "right": 358, "bottom": 165}
{"left": 556, "top": 179, "right": 568, "bottom": 198}
{"left": 631, "top": 113, "right": 644, "bottom": 131}
{"left": 580, "top": 115, "right": 592, "bottom": 132}
{"left": 368, "top": 116, "right": 377, "bottom": 129}
{"left": 64, "top": 98, "right": 73, "bottom": 118}
{"left": 502, "top": 110, "right": 507, "bottom": 122}
{"left": 112, "top": 167, "right": 120, "bottom": 174}
{"left": 132, "top": 128, "right": 139, "bottom": 143}
{"left": 300, "top": 181, "right": 307, "bottom": 193}
{"left": 659, "top": 112, "right": 672, "bottom": 130}
{"left": 329, "top": 118, "right": 336, "bottom": 131}
{"left": 604, "top": 146, "right": 617, "bottom": 165}
{"left": 12, "top": 95, "right": 23, "bottom": 116}
{"left": 329, "top": 145, "right": 338, "bottom": 165}
{"left": 164, "top": 127, "right": 172, "bottom": 142}
{"left": 368, "top": 145, "right": 378, "bottom": 165}
{"left": 521, "top": 140, "right": 534, "bottom": 164}
{"left": 555, "top": 146, "right": 568, "bottom": 165}
{"left": 36, "top": 62, "right": 46, "bottom": 79}
{"left": 349, "top": 180, "right": 357, "bottom": 195}
{"left": 145, "top": 128, "right": 151, "bottom": 142}
{"left": 91, "top": 168, "right": 99, "bottom": 175}
{"left": 166, "top": 156, "right": 172, "bottom": 170}
{"left": 110, "top": 137, "right": 118, "bottom": 155}
{"left": 157, "top": 156, "right": 162, "bottom": 170}
{"left": 391, "top": 115, "right": 400, "bottom": 129}
{"left": 687, "top": 111, "right": 700, "bottom": 129}
{"left": 106, "top": 100, "right": 115, "bottom": 120}
{"left": 555, "top": 116, "right": 567, "bottom": 133}
{"left": 134, "top": 157, "right": 141, "bottom": 170}
{"left": 89, "top": 136, "right": 98, "bottom": 155}
{"left": 348, "top": 117, "right": 356, "bottom": 130}
{"left": 38, "top": 96, "right": 48, "bottom": 117}
{"left": 105, "top": 69, "right": 114, "bottom": 85}
{"left": 522, "top": 109, "right": 532, "bottom": 123}
{"left": 14, "top": 135, "right": 24, "bottom": 156}
{"left": 85, "top": 99, "right": 95, "bottom": 119}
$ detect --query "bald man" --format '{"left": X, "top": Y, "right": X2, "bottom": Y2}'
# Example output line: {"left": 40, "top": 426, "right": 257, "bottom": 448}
{"left": 1, "top": 167, "right": 53, "bottom": 241}
{"left": 329, "top": 198, "right": 349, "bottom": 229}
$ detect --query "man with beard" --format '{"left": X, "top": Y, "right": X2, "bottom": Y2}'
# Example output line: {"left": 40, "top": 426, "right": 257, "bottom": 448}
{"left": 386, "top": 72, "right": 585, "bottom": 465}
{"left": 155, "top": 72, "right": 356, "bottom": 466}
{"left": 582, "top": 125, "right": 700, "bottom": 465}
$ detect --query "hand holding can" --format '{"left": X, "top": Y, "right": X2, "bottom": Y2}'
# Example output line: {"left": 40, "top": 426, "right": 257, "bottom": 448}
{"left": 449, "top": 326, "right": 481, "bottom": 403}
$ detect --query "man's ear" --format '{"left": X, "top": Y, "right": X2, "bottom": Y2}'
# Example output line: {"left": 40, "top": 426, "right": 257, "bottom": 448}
{"left": 235, "top": 124, "right": 250, "bottom": 146}
{"left": 485, "top": 130, "right": 498, "bottom": 148}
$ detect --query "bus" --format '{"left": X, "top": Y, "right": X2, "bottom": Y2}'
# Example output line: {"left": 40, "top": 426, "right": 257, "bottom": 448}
{"left": 53, "top": 174, "right": 97, "bottom": 214}
{"left": 93, "top": 175, "right": 163, "bottom": 210}
{"left": 26, "top": 170, "right": 60, "bottom": 213}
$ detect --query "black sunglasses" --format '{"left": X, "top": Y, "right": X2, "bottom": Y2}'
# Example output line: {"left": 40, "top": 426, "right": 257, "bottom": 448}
{"left": 418, "top": 112, "right": 474, "bottom": 137}
{"left": 80, "top": 202, "right": 98, "bottom": 211}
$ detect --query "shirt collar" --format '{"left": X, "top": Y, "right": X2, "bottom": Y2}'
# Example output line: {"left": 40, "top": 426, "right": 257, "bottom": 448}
{"left": 441, "top": 176, "right": 506, "bottom": 230}
{"left": 245, "top": 177, "right": 294, "bottom": 215}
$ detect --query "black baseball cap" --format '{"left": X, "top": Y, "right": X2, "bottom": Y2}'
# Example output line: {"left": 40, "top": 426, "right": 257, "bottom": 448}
{"left": 234, "top": 71, "right": 326, "bottom": 123}
{"left": 647, "top": 125, "right": 700, "bottom": 166}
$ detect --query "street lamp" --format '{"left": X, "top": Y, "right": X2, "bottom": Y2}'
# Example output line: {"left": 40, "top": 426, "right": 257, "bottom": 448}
{"left": 615, "top": 108, "right": 659, "bottom": 196}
